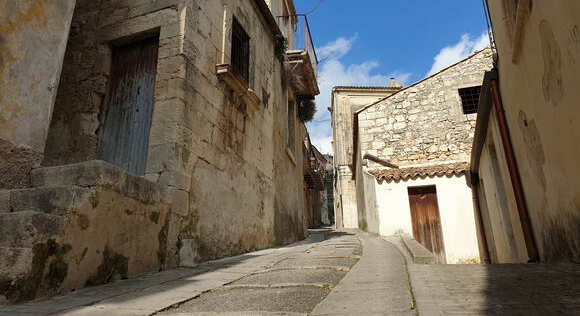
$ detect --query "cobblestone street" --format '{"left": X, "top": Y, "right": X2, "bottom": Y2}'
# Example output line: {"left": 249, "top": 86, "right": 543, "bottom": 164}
{"left": 0, "top": 230, "right": 578, "bottom": 316}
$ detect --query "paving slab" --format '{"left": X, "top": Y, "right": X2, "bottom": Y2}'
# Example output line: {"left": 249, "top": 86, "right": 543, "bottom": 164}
{"left": 408, "top": 262, "right": 580, "bottom": 316}
{"left": 158, "top": 287, "right": 329, "bottom": 315}
{"left": 231, "top": 269, "right": 346, "bottom": 287}
{"left": 0, "top": 231, "right": 331, "bottom": 316}
{"left": 311, "top": 232, "right": 415, "bottom": 316}
{"left": 269, "top": 258, "right": 358, "bottom": 270}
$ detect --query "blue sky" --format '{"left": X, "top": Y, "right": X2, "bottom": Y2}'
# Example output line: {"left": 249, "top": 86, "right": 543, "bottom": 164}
{"left": 293, "top": 0, "right": 490, "bottom": 154}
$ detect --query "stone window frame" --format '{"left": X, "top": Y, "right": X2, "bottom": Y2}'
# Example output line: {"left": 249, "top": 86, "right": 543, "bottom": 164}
{"left": 216, "top": 6, "right": 261, "bottom": 112}
{"left": 231, "top": 17, "right": 251, "bottom": 83}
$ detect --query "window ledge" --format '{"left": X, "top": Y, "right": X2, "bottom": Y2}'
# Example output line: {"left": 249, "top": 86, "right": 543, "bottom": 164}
{"left": 216, "top": 64, "right": 261, "bottom": 112}
{"left": 286, "top": 147, "right": 297, "bottom": 166}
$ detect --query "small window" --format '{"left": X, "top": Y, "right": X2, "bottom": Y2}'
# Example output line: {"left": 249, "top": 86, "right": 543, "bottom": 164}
{"left": 231, "top": 18, "right": 250, "bottom": 82}
{"left": 458, "top": 86, "right": 481, "bottom": 115}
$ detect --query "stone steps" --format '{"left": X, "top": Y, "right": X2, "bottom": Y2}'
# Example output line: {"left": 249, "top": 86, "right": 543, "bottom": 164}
{"left": 0, "top": 186, "right": 90, "bottom": 214}
{"left": 0, "top": 247, "right": 34, "bottom": 279}
{"left": 0, "top": 211, "right": 68, "bottom": 248}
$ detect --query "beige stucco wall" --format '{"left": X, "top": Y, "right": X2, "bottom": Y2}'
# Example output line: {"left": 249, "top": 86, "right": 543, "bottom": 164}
{"left": 487, "top": 0, "right": 580, "bottom": 261}
{"left": 375, "top": 174, "right": 480, "bottom": 264}
{"left": 476, "top": 109, "right": 529, "bottom": 263}
{"left": 0, "top": 0, "right": 76, "bottom": 188}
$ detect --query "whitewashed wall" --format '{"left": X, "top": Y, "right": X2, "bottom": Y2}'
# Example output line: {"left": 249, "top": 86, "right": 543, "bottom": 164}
{"left": 375, "top": 174, "right": 480, "bottom": 263}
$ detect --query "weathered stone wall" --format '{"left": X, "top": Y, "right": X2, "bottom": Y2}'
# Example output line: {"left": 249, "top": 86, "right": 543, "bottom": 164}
{"left": 485, "top": 1, "right": 580, "bottom": 262}
{"left": 0, "top": 0, "right": 76, "bottom": 189}
{"left": 0, "top": 161, "right": 176, "bottom": 304}
{"left": 40, "top": 0, "right": 308, "bottom": 265}
{"left": 358, "top": 49, "right": 493, "bottom": 168}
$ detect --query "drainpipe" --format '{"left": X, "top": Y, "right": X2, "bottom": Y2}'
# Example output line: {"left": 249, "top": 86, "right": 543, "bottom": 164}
{"left": 469, "top": 173, "right": 491, "bottom": 263}
{"left": 490, "top": 79, "right": 540, "bottom": 262}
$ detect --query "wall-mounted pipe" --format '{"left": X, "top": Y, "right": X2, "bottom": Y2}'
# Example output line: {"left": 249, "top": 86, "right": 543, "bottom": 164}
{"left": 490, "top": 79, "right": 540, "bottom": 262}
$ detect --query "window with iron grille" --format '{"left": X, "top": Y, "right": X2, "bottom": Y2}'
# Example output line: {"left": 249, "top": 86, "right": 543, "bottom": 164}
{"left": 458, "top": 86, "right": 481, "bottom": 115}
{"left": 231, "top": 18, "right": 250, "bottom": 83}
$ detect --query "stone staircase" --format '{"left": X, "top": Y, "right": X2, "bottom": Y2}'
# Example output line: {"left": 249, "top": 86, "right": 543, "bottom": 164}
{"left": 0, "top": 160, "right": 175, "bottom": 305}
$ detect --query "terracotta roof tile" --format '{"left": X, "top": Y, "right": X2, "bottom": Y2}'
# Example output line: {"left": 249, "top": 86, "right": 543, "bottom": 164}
{"left": 368, "top": 162, "right": 469, "bottom": 181}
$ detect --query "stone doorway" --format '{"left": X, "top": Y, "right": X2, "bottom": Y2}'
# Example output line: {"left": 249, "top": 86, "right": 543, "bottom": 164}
{"left": 97, "top": 36, "right": 159, "bottom": 175}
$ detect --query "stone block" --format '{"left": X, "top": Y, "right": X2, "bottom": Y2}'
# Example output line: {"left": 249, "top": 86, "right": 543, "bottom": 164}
{"left": 31, "top": 160, "right": 171, "bottom": 204}
{"left": 393, "top": 122, "right": 407, "bottom": 130}
{"left": 0, "top": 191, "right": 9, "bottom": 213}
{"left": 179, "top": 238, "right": 199, "bottom": 268}
{"left": 0, "top": 247, "right": 33, "bottom": 278}
{"left": 170, "top": 189, "right": 189, "bottom": 217}
{"left": 8, "top": 186, "right": 89, "bottom": 215}
{"left": 0, "top": 211, "right": 68, "bottom": 248}
{"left": 159, "top": 170, "right": 192, "bottom": 192}
{"left": 400, "top": 234, "right": 437, "bottom": 264}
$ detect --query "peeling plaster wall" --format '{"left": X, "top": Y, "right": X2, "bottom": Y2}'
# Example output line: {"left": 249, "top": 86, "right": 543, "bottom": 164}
{"left": 0, "top": 0, "right": 76, "bottom": 188}
{"left": 488, "top": 0, "right": 580, "bottom": 262}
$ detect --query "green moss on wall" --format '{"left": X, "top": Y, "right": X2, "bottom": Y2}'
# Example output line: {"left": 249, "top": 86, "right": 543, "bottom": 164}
{"left": 85, "top": 246, "right": 128, "bottom": 286}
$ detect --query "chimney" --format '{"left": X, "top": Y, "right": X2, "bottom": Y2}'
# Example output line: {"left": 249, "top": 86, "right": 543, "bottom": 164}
{"left": 389, "top": 77, "right": 403, "bottom": 88}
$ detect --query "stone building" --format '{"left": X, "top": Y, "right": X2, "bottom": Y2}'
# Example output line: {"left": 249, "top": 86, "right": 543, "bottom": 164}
{"left": 0, "top": 0, "right": 319, "bottom": 304}
{"left": 300, "top": 130, "right": 325, "bottom": 229}
{"left": 322, "top": 154, "right": 335, "bottom": 225}
{"left": 469, "top": 0, "right": 580, "bottom": 263}
{"left": 351, "top": 49, "right": 493, "bottom": 263}
{"left": 330, "top": 85, "right": 401, "bottom": 229}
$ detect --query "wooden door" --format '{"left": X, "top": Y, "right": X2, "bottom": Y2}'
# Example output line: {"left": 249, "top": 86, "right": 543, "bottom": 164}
{"left": 98, "top": 37, "right": 159, "bottom": 175}
{"left": 408, "top": 186, "right": 447, "bottom": 264}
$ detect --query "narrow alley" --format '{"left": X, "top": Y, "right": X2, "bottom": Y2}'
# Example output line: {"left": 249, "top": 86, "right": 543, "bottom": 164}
{"left": 2, "top": 1, "right": 580, "bottom": 315}
{"left": 1, "top": 229, "right": 577, "bottom": 316}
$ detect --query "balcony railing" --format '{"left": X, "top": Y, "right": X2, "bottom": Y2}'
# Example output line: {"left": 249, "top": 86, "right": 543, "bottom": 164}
{"left": 277, "top": 14, "right": 318, "bottom": 78}
{"left": 294, "top": 15, "right": 318, "bottom": 78}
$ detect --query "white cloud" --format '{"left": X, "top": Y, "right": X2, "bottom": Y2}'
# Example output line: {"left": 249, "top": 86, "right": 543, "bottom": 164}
{"left": 426, "top": 32, "right": 490, "bottom": 76}
{"left": 306, "top": 35, "right": 412, "bottom": 155}
{"left": 316, "top": 34, "right": 358, "bottom": 60}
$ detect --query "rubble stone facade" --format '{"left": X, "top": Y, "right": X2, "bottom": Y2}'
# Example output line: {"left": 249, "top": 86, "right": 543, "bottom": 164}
{"left": 358, "top": 49, "right": 493, "bottom": 168}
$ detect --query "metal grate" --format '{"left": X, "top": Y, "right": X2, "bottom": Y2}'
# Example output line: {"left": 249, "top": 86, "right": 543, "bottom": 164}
{"left": 231, "top": 18, "right": 250, "bottom": 83}
{"left": 458, "top": 86, "right": 481, "bottom": 114}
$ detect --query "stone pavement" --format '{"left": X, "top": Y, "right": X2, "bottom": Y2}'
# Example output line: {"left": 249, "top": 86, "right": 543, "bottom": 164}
{"left": 1, "top": 230, "right": 579, "bottom": 316}
{"left": 386, "top": 236, "right": 580, "bottom": 316}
